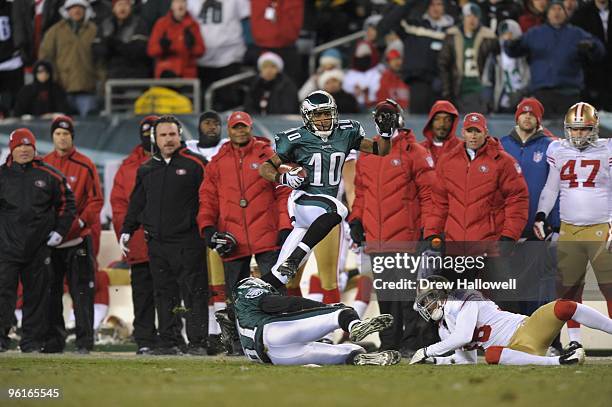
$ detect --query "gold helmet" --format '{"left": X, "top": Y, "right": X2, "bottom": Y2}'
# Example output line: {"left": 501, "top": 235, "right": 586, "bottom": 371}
{"left": 564, "top": 102, "right": 599, "bottom": 148}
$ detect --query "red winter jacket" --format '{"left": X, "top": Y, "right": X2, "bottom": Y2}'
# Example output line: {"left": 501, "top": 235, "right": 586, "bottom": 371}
{"left": 197, "top": 138, "right": 291, "bottom": 261}
{"left": 375, "top": 68, "right": 410, "bottom": 110}
{"left": 349, "top": 130, "right": 435, "bottom": 253}
{"left": 147, "top": 12, "right": 205, "bottom": 78}
{"left": 424, "top": 137, "right": 529, "bottom": 246}
{"left": 251, "top": 0, "right": 304, "bottom": 48}
{"left": 421, "top": 100, "right": 462, "bottom": 164}
{"left": 110, "top": 146, "right": 150, "bottom": 265}
{"left": 43, "top": 148, "right": 103, "bottom": 245}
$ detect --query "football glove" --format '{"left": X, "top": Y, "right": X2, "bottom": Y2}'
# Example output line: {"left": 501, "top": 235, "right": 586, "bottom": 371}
{"left": 409, "top": 347, "right": 429, "bottom": 365}
{"left": 532, "top": 212, "right": 548, "bottom": 240}
{"left": 349, "top": 219, "right": 365, "bottom": 245}
{"left": 214, "top": 309, "right": 239, "bottom": 354}
{"left": 46, "top": 231, "right": 63, "bottom": 247}
{"left": 279, "top": 167, "right": 305, "bottom": 189}
{"left": 211, "top": 231, "right": 238, "bottom": 258}
{"left": 119, "top": 233, "right": 131, "bottom": 257}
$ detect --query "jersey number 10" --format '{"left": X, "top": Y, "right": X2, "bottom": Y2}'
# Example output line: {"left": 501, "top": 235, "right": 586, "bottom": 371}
{"left": 560, "top": 159, "right": 600, "bottom": 188}
{"left": 308, "top": 152, "right": 345, "bottom": 187}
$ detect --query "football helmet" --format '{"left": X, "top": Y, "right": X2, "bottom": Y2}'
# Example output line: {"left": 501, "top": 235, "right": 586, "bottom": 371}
{"left": 301, "top": 90, "right": 338, "bottom": 138}
{"left": 564, "top": 102, "right": 599, "bottom": 149}
{"left": 414, "top": 275, "right": 451, "bottom": 322}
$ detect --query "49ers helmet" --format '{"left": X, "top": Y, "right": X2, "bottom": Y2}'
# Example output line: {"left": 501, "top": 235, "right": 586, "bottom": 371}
{"left": 564, "top": 102, "right": 599, "bottom": 149}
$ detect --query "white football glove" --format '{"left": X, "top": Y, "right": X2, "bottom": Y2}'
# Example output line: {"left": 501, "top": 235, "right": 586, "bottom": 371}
{"left": 46, "top": 231, "right": 63, "bottom": 247}
{"left": 119, "top": 233, "right": 131, "bottom": 257}
{"left": 78, "top": 218, "right": 85, "bottom": 228}
{"left": 532, "top": 212, "right": 547, "bottom": 240}
{"left": 279, "top": 167, "right": 305, "bottom": 189}
{"left": 409, "top": 347, "right": 428, "bottom": 365}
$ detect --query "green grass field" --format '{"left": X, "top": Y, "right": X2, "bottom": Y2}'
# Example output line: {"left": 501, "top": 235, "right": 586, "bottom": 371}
{"left": 1, "top": 353, "right": 611, "bottom": 407}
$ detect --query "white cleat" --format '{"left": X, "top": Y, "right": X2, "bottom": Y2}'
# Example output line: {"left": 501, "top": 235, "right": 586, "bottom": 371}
{"left": 353, "top": 350, "right": 402, "bottom": 366}
{"left": 559, "top": 348, "right": 585, "bottom": 365}
{"left": 349, "top": 314, "right": 394, "bottom": 342}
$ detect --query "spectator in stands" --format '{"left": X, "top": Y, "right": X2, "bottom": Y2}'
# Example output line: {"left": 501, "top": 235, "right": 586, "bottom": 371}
{"left": 486, "top": 19, "right": 530, "bottom": 113}
{"left": 391, "top": 0, "right": 454, "bottom": 114}
{"left": 500, "top": 98, "right": 560, "bottom": 318}
{"left": 197, "top": 111, "right": 292, "bottom": 354}
{"left": 439, "top": 2, "right": 498, "bottom": 114}
{"left": 148, "top": 0, "right": 204, "bottom": 79}
{"left": 299, "top": 48, "right": 343, "bottom": 101}
{"left": 317, "top": 69, "right": 359, "bottom": 114}
{"left": 11, "top": 0, "right": 63, "bottom": 66}
{"left": 249, "top": 0, "right": 304, "bottom": 85}
{"left": 571, "top": 0, "right": 612, "bottom": 111}
{"left": 0, "top": 0, "right": 24, "bottom": 118}
{"left": 89, "top": 0, "right": 113, "bottom": 27}
{"left": 480, "top": 0, "right": 523, "bottom": 31}
{"left": 349, "top": 100, "right": 437, "bottom": 355}
{"left": 111, "top": 115, "right": 159, "bottom": 355}
{"left": 423, "top": 112, "right": 529, "bottom": 310}
{"left": 420, "top": 100, "right": 461, "bottom": 164}
{"left": 244, "top": 51, "right": 299, "bottom": 115}
{"left": 504, "top": 0, "right": 605, "bottom": 115}
{"left": 518, "top": 0, "right": 549, "bottom": 32}
{"left": 0, "top": 129, "right": 76, "bottom": 353}
{"left": 564, "top": 0, "right": 579, "bottom": 18}
{"left": 343, "top": 40, "right": 381, "bottom": 109}
{"left": 371, "top": 48, "right": 410, "bottom": 111}
{"left": 120, "top": 115, "right": 208, "bottom": 356}
{"left": 42, "top": 116, "right": 103, "bottom": 354}
{"left": 39, "top": 0, "right": 100, "bottom": 116}
{"left": 14, "top": 60, "right": 71, "bottom": 117}
{"left": 93, "top": 0, "right": 150, "bottom": 79}
{"left": 141, "top": 0, "right": 171, "bottom": 31}
{"left": 188, "top": 0, "right": 250, "bottom": 111}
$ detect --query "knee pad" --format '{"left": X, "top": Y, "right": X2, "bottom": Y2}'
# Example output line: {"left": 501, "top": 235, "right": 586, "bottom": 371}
{"left": 485, "top": 346, "right": 504, "bottom": 364}
{"left": 554, "top": 299, "right": 577, "bottom": 321}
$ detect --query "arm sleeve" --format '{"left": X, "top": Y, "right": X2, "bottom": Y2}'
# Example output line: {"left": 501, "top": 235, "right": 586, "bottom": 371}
{"left": 259, "top": 295, "right": 327, "bottom": 314}
{"left": 197, "top": 162, "right": 219, "bottom": 232}
{"left": 121, "top": 168, "right": 146, "bottom": 235}
{"left": 537, "top": 145, "right": 561, "bottom": 217}
{"left": 499, "top": 157, "right": 530, "bottom": 240}
{"left": 426, "top": 301, "right": 479, "bottom": 356}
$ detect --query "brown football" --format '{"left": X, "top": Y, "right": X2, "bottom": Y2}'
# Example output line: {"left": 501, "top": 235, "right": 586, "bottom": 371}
{"left": 278, "top": 163, "right": 307, "bottom": 178}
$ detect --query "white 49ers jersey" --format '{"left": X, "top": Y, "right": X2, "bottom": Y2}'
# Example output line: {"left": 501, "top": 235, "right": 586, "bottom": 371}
{"left": 427, "top": 290, "right": 527, "bottom": 356}
{"left": 543, "top": 139, "right": 612, "bottom": 225}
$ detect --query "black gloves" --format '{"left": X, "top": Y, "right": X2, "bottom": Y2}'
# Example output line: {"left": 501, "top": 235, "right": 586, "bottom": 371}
{"left": 159, "top": 32, "right": 171, "bottom": 53}
{"left": 349, "top": 219, "right": 365, "bottom": 245}
{"left": 184, "top": 27, "right": 195, "bottom": 49}
{"left": 277, "top": 229, "right": 292, "bottom": 247}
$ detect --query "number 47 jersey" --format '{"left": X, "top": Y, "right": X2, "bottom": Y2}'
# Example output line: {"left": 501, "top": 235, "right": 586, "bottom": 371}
{"left": 273, "top": 120, "right": 364, "bottom": 198}
{"left": 546, "top": 139, "right": 612, "bottom": 225}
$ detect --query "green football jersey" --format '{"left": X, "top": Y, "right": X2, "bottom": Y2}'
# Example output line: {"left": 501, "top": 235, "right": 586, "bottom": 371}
{"left": 274, "top": 120, "right": 365, "bottom": 197}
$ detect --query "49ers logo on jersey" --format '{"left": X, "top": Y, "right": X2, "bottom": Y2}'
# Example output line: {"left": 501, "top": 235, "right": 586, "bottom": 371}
{"left": 479, "top": 165, "right": 489, "bottom": 173}
{"left": 34, "top": 180, "right": 47, "bottom": 188}
{"left": 391, "top": 159, "right": 401, "bottom": 167}
{"left": 68, "top": 176, "right": 77, "bottom": 184}
{"left": 176, "top": 169, "right": 187, "bottom": 175}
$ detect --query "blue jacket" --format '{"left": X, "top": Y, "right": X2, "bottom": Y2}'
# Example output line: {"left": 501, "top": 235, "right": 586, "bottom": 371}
{"left": 504, "top": 23, "right": 605, "bottom": 92}
{"left": 501, "top": 129, "right": 560, "bottom": 238}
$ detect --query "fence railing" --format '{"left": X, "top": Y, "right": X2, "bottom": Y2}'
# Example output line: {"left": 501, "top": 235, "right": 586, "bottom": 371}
{"left": 203, "top": 69, "right": 257, "bottom": 112}
{"left": 308, "top": 30, "right": 365, "bottom": 76}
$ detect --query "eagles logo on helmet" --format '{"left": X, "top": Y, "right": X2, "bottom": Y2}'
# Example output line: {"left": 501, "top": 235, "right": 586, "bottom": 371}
{"left": 564, "top": 102, "right": 599, "bottom": 149}
{"left": 300, "top": 90, "right": 338, "bottom": 139}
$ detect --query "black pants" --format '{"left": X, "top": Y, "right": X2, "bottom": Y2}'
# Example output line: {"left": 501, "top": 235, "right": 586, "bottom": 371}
{"left": 130, "top": 262, "right": 158, "bottom": 349}
{"left": 0, "top": 245, "right": 52, "bottom": 351}
{"left": 46, "top": 237, "right": 96, "bottom": 351}
{"left": 148, "top": 239, "right": 208, "bottom": 348}
{"left": 222, "top": 251, "right": 278, "bottom": 304}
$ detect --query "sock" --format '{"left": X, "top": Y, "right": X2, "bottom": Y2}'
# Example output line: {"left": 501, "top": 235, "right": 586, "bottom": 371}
{"left": 497, "top": 348, "right": 560, "bottom": 366}
{"left": 287, "top": 287, "right": 303, "bottom": 297}
{"left": 353, "top": 300, "right": 368, "bottom": 319}
{"left": 322, "top": 287, "right": 341, "bottom": 304}
{"left": 208, "top": 306, "right": 221, "bottom": 335}
{"left": 14, "top": 309, "right": 22, "bottom": 327}
{"left": 306, "top": 275, "right": 324, "bottom": 302}
{"left": 339, "top": 308, "right": 360, "bottom": 332}
{"left": 93, "top": 304, "right": 108, "bottom": 330}
{"left": 571, "top": 303, "right": 612, "bottom": 334}
{"left": 568, "top": 328, "right": 582, "bottom": 343}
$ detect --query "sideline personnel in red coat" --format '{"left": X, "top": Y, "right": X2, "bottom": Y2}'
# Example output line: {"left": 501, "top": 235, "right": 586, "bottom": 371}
{"left": 420, "top": 100, "right": 461, "bottom": 164}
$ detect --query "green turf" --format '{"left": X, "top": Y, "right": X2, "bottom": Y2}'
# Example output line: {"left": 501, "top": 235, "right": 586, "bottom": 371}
{"left": 0, "top": 354, "right": 611, "bottom": 407}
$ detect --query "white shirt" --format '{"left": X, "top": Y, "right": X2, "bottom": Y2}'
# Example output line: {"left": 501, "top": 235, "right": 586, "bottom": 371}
{"left": 185, "top": 138, "right": 227, "bottom": 161}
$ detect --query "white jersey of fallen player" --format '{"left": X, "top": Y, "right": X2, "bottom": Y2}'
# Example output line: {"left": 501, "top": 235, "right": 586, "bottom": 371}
{"left": 426, "top": 290, "right": 527, "bottom": 356}
{"left": 543, "top": 139, "right": 612, "bottom": 225}
{"left": 185, "top": 139, "right": 227, "bottom": 161}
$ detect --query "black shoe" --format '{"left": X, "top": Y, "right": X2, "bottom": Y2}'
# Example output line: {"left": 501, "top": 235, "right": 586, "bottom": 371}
{"left": 277, "top": 259, "right": 299, "bottom": 280}
{"left": 74, "top": 348, "right": 90, "bottom": 355}
{"left": 186, "top": 344, "right": 208, "bottom": 356}
{"left": 152, "top": 346, "right": 183, "bottom": 356}
{"left": 559, "top": 348, "right": 585, "bottom": 365}
{"left": 206, "top": 335, "right": 225, "bottom": 356}
{"left": 136, "top": 347, "right": 155, "bottom": 355}
{"left": 564, "top": 341, "right": 583, "bottom": 354}
{"left": 214, "top": 310, "right": 239, "bottom": 354}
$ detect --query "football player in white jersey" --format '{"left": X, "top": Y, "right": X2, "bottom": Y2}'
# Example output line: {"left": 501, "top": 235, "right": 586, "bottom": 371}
{"left": 409, "top": 276, "right": 612, "bottom": 366}
{"left": 533, "top": 102, "right": 612, "bottom": 348}
{"left": 186, "top": 111, "right": 228, "bottom": 354}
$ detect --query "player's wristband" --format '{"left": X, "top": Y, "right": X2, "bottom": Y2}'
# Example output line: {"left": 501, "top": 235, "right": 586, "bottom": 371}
{"left": 379, "top": 132, "right": 391, "bottom": 139}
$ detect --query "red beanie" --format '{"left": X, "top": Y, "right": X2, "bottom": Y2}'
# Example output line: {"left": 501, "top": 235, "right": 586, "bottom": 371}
{"left": 50, "top": 115, "right": 75, "bottom": 138}
{"left": 9, "top": 128, "right": 37, "bottom": 153}
{"left": 515, "top": 98, "right": 544, "bottom": 125}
